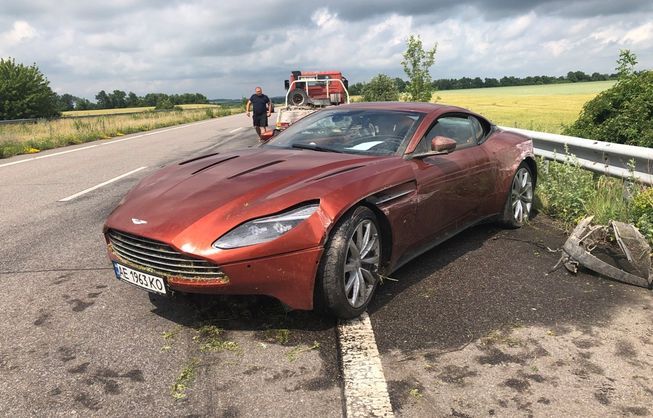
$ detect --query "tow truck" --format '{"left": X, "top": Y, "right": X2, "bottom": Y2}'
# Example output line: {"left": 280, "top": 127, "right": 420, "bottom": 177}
{"left": 274, "top": 70, "right": 350, "bottom": 131}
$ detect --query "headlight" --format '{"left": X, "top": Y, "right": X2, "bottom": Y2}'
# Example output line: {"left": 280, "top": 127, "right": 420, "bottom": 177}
{"left": 213, "top": 203, "right": 319, "bottom": 249}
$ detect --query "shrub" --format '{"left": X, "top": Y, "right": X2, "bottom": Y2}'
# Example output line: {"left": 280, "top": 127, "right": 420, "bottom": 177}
{"left": 563, "top": 50, "right": 653, "bottom": 146}
{"left": 0, "top": 57, "right": 60, "bottom": 119}
{"left": 631, "top": 187, "right": 653, "bottom": 243}
{"left": 536, "top": 154, "right": 595, "bottom": 225}
{"left": 155, "top": 98, "right": 175, "bottom": 110}
{"left": 362, "top": 74, "right": 400, "bottom": 102}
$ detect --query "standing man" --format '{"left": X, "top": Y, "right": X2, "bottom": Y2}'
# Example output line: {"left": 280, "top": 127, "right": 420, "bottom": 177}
{"left": 246, "top": 87, "right": 271, "bottom": 139}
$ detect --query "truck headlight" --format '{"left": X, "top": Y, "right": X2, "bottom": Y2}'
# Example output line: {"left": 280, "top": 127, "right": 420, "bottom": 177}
{"left": 213, "top": 203, "right": 319, "bottom": 249}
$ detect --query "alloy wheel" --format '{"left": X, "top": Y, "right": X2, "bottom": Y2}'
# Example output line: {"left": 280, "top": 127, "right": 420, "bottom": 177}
{"left": 511, "top": 167, "right": 533, "bottom": 223}
{"left": 343, "top": 219, "right": 380, "bottom": 308}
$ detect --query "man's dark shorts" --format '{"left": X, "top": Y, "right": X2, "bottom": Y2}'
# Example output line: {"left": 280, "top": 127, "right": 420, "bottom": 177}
{"left": 252, "top": 113, "right": 268, "bottom": 127}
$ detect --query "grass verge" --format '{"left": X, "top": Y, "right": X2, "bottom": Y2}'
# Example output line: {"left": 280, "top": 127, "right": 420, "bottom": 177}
{"left": 536, "top": 154, "right": 653, "bottom": 244}
{"left": 0, "top": 106, "right": 240, "bottom": 159}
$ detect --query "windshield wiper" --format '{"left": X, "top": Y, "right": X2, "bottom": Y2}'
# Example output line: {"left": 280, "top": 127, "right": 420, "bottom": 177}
{"left": 291, "top": 143, "right": 342, "bottom": 153}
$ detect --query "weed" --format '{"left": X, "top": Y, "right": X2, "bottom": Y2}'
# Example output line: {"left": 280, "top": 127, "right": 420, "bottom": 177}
{"left": 161, "top": 325, "right": 182, "bottom": 352}
{"left": 409, "top": 388, "right": 423, "bottom": 399}
{"left": 536, "top": 153, "right": 595, "bottom": 226}
{"left": 264, "top": 328, "right": 290, "bottom": 345}
{"left": 193, "top": 324, "right": 240, "bottom": 353}
{"left": 537, "top": 151, "right": 653, "bottom": 245}
{"left": 286, "top": 341, "right": 320, "bottom": 362}
{"left": 171, "top": 358, "right": 199, "bottom": 400}
{"left": 0, "top": 107, "right": 239, "bottom": 159}
{"left": 480, "top": 329, "right": 523, "bottom": 348}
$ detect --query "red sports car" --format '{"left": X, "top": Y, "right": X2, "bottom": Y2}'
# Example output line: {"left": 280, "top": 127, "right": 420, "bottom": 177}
{"left": 104, "top": 102, "right": 535, "bottom": 318}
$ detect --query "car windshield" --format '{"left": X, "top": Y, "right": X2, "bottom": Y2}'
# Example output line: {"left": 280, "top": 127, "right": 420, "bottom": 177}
{"left": 266, "top": 109, "right": 424, "bottom": 156}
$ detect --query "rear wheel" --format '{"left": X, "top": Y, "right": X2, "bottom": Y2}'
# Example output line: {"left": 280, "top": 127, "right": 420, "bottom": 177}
{"left": 502, "top": 163, "right": 534, "bottom": 228}
{"left": 317, "top": 207, "right": 381, "bottom": 319}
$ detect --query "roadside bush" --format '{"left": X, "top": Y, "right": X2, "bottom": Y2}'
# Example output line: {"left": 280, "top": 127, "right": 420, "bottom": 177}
{"left": 362, "top": 74, "right": 400, "bottom": 102}
{"left": 563, "top": 53, "right": 653, "bottom": 146}
{"left": 631, "top": 187, "right": 653, "bottom": 243}
{"left": 0, "top": 57, "right": 60, "bottom": 119}
{"left": 155, "top": 98, "right": 175, "bottom": 110}
{"left": 537, "top": 153, "right": 653, "bottom": 245}
{"left": 536, "top": 154, "right": 595, "bottom": 225}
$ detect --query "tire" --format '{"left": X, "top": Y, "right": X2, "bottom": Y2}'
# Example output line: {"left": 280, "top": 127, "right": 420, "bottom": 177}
{"left": 317, "top": 206, "right": 382, "bottom": 319}
{"left": 289, "top": 88, "right": 309, "bottom": 106}
{"left": 501, "top": 162, "right": 534, "bottom": 228}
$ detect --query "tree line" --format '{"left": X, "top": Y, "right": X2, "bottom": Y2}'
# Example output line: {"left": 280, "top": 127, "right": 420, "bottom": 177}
{"left": 0, "top": 57, "right": 210, "bottom": 120}
{"left": 58, "top": 90, "right": 208, "bottom": 111}
{"left": 348, "top": 70, "right": 618, "bottom": 95}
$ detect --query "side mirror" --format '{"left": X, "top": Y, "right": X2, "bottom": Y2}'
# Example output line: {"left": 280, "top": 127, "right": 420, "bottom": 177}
{"left": 431, "top": 136, "right": 457, "bottom": 153}
{"left": 260, "top": 130, "right": 275, "bottom": 142}
{"left": 284, "top": 80, "right": 290, "bottom": 90}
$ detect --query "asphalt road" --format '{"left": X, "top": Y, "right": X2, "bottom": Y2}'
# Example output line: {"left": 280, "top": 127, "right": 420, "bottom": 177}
{"left": 0, "top": 116, "right": 341, "bottom": 417}
{"left": 1, "top": 115, "right": 651, "bottom": 417}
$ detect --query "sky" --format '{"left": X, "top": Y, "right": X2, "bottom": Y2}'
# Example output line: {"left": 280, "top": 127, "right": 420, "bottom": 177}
{"left": 1, "top": 0, "right": 652, "bottom": 100}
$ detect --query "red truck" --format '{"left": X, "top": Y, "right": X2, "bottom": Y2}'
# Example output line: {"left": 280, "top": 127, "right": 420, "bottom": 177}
{"left": 275, "top": 70, "right": 350, "bottom": 130}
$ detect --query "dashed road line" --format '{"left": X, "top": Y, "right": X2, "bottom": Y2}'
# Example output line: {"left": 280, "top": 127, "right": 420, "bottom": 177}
{"left": 338, "top": 312, "right": 394, "bottom": 417}
{"left": 58, "top": 166, "right": 147, "bottom": 202}
{"left": 229, "top": 127, "right": 244, "bottom": 133}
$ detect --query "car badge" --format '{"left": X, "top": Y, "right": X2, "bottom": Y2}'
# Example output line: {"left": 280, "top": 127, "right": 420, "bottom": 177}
{"left": 131, "top": 218, "right": 148, "bottom": 225}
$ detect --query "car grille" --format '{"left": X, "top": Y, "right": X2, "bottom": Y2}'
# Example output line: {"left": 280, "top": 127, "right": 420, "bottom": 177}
{"left": 107, "top": 229, "right": 225, "bottom": 279}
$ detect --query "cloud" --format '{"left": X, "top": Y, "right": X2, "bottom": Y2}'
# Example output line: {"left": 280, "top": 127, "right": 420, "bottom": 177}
{"left": 0, "top": 20, "right": 37, "bottom": 46}
{"left": 0, "top": 0, "right": 652, "bottom": 99}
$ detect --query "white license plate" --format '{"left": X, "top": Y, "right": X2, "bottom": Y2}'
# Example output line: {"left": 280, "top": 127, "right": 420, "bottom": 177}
{"left": 113, "top": 262, "right": 167, "bottom": 295}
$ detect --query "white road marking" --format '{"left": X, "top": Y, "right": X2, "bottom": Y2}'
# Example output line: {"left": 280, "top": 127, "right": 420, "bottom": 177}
{"left": 58, "top": 166, "right": 147, "bottom": 202}
{"left": 229, "top": 127, "right": 244, "bottom": 133}
{"left": 0, "top": 118, "right": 218, "bottom": 169}
{"left": 338, "top": 312, "right": 394, "bottom": 417}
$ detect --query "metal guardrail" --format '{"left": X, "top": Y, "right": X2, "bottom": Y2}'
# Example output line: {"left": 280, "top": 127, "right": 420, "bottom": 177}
{"left": 0, "top": 118, "right": 38, "bottom": 125}
{"left": 500, "top": 126, "right": 653, "bottom": 185}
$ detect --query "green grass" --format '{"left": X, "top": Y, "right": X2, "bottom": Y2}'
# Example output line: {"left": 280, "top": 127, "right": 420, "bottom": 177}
{"left": 434, "top": 81, "right": 615, "bottom": 133}
{"left": 171, "top": 358, "right": 199, "bottom": 400}
{"left": 536, "top": 155, "right": 653, "bottom": 245}
{"left": 0, "top": 106, "right": 239, "bottom": 159}
{"left": 62, "top": 103, "right": 218, "bottom": 117}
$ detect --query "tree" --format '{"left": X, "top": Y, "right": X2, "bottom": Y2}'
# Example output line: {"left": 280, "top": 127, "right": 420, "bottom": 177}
{"left": 0, "top": 57, "right": 59, "bottom": 120}
{"left": 564, "top": 50, "right": 653, "bottom": 147}
{"left": 155, "top": 97, "right": 175, "bottom": 110}
{"left": 95, "top": 90, "right": 111, "bottom": 109}
{"left": 347, "top": 82, "right": 366, "bottom": 96}
{"left": 75, "top": 98, "right": 95, "bottom": 110}
{"left": 126, "top": 92, "right": 140, "bottom": 107}
{"left": 361, "top": 74, "right": 400, "bottom": 102}
{"left": 401, "top": 35, "right": 437, "bottom": 102}
{"left": 616, "top": 49, "right": 638, "bottom": 78}
{"left": 57, "top": 93, "right": 76, "bottom": 112}
{"left": 393, "top": 77, "right": 407, "bottom": 93}
{"left": 110, "top": 90, "right": 127, "bottom": 108}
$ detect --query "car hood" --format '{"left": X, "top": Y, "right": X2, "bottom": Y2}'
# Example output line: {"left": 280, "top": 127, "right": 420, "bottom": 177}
{"left": 105, "top": 147, "right": 408, "bottom": 249}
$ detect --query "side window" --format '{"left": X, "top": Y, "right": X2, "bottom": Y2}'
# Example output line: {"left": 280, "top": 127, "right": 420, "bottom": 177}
{"left": 468, "top": 116, "right": 485, "bottom": 143}
{"left": 415, "top": 115, "right": 476, "bottom": 154}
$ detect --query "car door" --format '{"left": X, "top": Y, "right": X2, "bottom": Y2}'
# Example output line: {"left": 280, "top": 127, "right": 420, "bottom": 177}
{"left": 410, "top": 114, "right": 497, "bottom": 247}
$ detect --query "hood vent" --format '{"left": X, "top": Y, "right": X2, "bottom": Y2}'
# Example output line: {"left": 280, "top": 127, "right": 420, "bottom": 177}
{"left": 227, "top": 160, "right": 285, "bottom": 179}
{"left": 311, "top": 165, "right": 364, "bottom": 182}
{"left": 191, "top": 155, "right": 240, "bottom": 175}
{"left": 179, "top": 152, "right": 220, "bottom": 165}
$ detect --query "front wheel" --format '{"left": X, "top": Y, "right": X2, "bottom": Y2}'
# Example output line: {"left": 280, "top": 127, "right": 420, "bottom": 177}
{"left": 502, "top": 163, "right": 534, "bottom": 228}
{"left": 317, "top": 206, "right": 382, "bottom": 319}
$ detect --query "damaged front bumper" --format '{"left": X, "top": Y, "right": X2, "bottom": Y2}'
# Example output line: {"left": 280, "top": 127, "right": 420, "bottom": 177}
{"left": 557, "top": 216, "right": 653, "bottom": 289}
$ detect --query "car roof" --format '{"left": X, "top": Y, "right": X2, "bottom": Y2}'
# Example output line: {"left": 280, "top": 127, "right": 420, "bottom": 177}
{"left": 337, "top": 101, "right": 470, "bottom": 115}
